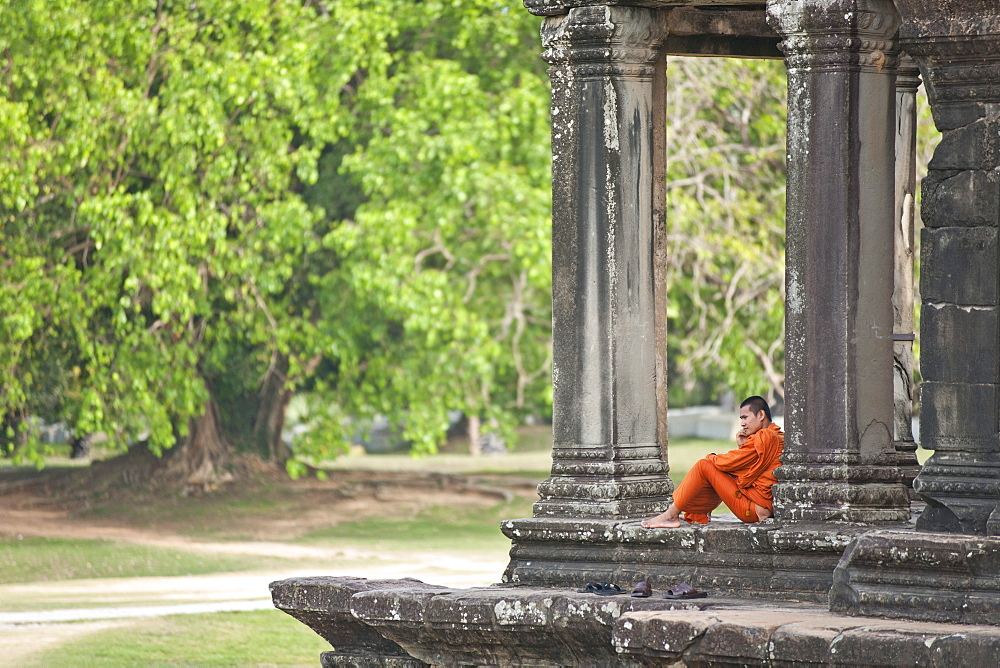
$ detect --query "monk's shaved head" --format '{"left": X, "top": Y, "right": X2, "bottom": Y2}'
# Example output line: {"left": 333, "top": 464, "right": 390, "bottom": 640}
{"left": 740, "top": 396, "right": 771, "bottom": 422}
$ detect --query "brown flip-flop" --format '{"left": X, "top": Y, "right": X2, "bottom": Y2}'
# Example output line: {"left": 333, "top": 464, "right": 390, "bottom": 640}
{"left": 630, "top": 581, "right": 652, "bottom": 598}
{"left": 663, "top": 582, "right": 708, "bottom": 599}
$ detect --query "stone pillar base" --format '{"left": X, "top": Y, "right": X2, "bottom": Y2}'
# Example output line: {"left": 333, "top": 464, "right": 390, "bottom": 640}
{"left": 914, "top": 460, "right": 1000, "bottom": 535}
{"left": 774, "top": 455, "right": 913, "bottom": 523}
{"left": 534, "top": 444, "right": 673, "bottom": 519}
{"left": 830, "top": 530, "right": 1000, "bottom": 625}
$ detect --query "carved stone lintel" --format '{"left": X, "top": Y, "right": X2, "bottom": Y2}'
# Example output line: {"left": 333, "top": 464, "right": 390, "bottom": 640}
{"left": 899, "top": 5, "right": 1000, "bottom": 130}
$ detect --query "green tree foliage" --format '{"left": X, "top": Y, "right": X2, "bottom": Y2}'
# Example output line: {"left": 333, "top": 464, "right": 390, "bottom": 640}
{"left": 0, "top": 0, "right": 551, "bottom": 476}
{"left": 304, "top": 0, "right": 553, "bottom": 458}
{"left": 2, "top": 0, "right": 340, "bottom": 470}
{"left": 664, "top": 57, "right": 788, "bottom": 405}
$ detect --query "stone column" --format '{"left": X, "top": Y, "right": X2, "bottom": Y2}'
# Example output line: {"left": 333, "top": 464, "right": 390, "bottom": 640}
{"left": 891, "top": 56, "right": 921, "bottom": 473}
{"left": 766, "top": 0, "right": 911, "bottom": 522}
{"left": 899, "top": 5, "right": 1000, "bottom": 535}
{"left": 535, "top": 5, "right": 671, "bottom": 519}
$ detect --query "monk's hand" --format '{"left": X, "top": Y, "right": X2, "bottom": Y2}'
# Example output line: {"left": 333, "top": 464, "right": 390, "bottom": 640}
{"left": 736, "top": 427, "right": 748, "bottom": 446}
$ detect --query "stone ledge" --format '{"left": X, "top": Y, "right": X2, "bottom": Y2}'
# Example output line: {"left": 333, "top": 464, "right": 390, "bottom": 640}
{"left": 501, "top": 517, "right": 884, "bottom": 602}
{"left": 269, "top": 576, "right": 450, "bottom": 663}
{"left": 273, "top": 576, "right": 718, "bottom": 666}
{"left": 614, "top": 608, "right": 1000, "bottom": 666}
{"left": 272, "top": 576, "right": 1000, "bottom": 666}
{"left": 830, "top": 530, "right": 1000, "bottom": 625}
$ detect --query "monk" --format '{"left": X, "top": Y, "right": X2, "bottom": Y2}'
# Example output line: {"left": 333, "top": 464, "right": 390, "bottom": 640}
{"left": 642, "top": 396, "right": 784, "bottom": 528}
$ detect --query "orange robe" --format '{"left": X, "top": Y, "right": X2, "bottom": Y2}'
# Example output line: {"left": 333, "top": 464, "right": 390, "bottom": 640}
{"left": 673, "top": 422, "right": 784, "bottom": 524}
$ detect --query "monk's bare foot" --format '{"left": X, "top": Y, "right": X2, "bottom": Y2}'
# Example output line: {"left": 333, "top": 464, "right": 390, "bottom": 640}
{"left": 754, "top": 504, "right": 772, "bottom": 521}
{"left": 641, "top": 510, "right": 682, "bottom": 528}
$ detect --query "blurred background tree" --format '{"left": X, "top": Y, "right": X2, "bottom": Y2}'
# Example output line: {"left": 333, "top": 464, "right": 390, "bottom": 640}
{"left": 2, "top": 0, "right": 816, "bottom": 486}
{"left": 664, "top": 57, "right": 787, "bottom": 408}
{"left": 0, "top": 0, "right": 551, "bottom": 484}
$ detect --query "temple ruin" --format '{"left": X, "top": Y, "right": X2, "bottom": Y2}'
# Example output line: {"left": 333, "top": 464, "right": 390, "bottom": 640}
{"left": 272, "top": 1, "right": 1000, "bottom": 663}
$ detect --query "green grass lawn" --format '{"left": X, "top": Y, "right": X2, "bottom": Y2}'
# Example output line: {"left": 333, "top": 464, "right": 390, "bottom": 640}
{"left": 298, "top": 498, "right": 535, "bottom": 553}
{"left": 0, "top": 433, "right": 745, "bottom": 665}
{"left": 23, "top": 610, "right": 331, "bottom": 667}
{"left": 0, "top": 536, "right": 297, "bottom": 585}
{"left": 320, "top": 435, "right": 730, "bottom": 487}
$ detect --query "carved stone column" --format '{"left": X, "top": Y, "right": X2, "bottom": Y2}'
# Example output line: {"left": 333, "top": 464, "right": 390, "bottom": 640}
{"left": 535, "top": 5, "right": 671, "bottom": 519}
{"left": 891, "top": 56, "right": 921, "bottom": 476}
{"left": 766, "top": 0, "right": 911, "bottom": 522}
{"left": 898, "top": 4, "right": 1000, "bottom": 535}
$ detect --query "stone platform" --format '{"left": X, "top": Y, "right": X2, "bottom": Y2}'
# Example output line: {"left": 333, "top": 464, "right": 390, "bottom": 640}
{"left": 830, "top": 530, "right": 1000, "bottom": 625}
{"left": 270, "top": 576, "right": 1000, "bottom": 666}
{"left": 501, "top": 517, "right": 884, "bottom": 603}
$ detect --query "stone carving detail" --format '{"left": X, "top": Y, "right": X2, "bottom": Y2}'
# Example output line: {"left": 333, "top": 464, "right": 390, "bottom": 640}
{"left": 767, "top": 0, "right": 900, "bottom": 71}
{"left": 542, "top": 5, "right": 664, "bottom": 75}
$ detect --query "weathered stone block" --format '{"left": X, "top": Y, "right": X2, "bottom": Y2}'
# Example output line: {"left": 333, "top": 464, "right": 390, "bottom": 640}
{"left": 827, "top": 628, "right": 945, "bottom": 665}
{"left": 697, "top": 523, "right": 775, "bottom": 555}
{"left": 695, "top": 617, "right": 775, "bottom": 663}
{"left": 768, "top": 620, "right": 846, "bottom": 665}
{"left": 269, "top": 576, "right": 441, "bottom": 658}
{"left": 831, "top": 531, "right": 1000, "bottom": 625}
{"left": 926, "top": 117, "right": 1000, "bottom": 170}
{"left": 321, "top": 651, "right": 426, "bottom": 668}
{"left": 918, "top": 381, "right": 1000, "bottom": 452}
{"left": 929, "top": 632, "right": 1000, "bottom": 665}
{"left": 615, "top": 604, "right": 1000, "bottom": 665}
{"left": 920, "top": 303, "right": 999, "bottom": 383}
{"left": 921, "top": 169, "right": 1000, "bottom": 227}
{"left": 612, "top": 610, "right": 714, "bottom": 663}
{"left": 921, "top": 226, "right": 1000, "bottom": 305}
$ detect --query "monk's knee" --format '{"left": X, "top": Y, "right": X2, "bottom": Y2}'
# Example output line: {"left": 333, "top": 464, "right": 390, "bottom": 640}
{"left": 691, "top": 458, "right": 715, "bottom": 473}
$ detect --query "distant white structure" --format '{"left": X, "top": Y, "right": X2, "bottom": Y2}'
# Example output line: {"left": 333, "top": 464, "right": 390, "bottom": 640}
{"left": 668, "top": 406, "right": 784, "bottom": 441}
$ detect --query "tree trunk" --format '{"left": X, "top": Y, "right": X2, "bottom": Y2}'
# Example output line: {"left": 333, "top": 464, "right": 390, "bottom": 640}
{"left": 175, "top": 400, "right": 234, "bottom": 493}
{"left": 253, "top": 353, "right": 293, "bottom": 463}
{"left": 467, "top": 414, "right": 482, "bottom": 456}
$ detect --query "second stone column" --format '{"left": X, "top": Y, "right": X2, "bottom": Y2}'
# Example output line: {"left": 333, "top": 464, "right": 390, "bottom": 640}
{"left": 766, "top": 0, "right": 911, "bottom": 522}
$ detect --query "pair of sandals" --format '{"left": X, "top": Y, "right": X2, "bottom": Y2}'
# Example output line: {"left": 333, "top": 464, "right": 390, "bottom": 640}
{"left": 576, "top": 580, "right": 707, "bottom": 600}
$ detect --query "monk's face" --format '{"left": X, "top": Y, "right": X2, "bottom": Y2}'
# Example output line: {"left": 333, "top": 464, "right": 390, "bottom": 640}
{"left": 739, "top": 405, "right": 767, "bottom": 436}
